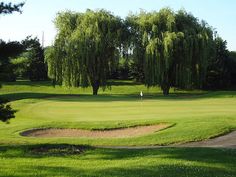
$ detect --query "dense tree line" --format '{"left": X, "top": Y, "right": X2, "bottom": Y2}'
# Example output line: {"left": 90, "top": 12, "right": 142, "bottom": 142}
{"left": 205, "top": 37, "right": 230, "bottom": 89}
{"left": 47, "top": 8, "right": 236, "bottom": 95}
{"left": 0, "top": 2, "right": 47, "bottom": 123}
{"left": 228, "top": 51, "right": 236, "bottom": 86}
{"left": 0, "top": 5, "right": 235, "bottom": 97}
{"left": 0, "top": 37, "right": 47, "bottom": 82}
{"left": 0, "top": 40, "right": 24, "bottom": 81}
{"left": 0, "top": 1, "right": 24, "bottom": 122}
{"left": 21, "top": 37, "right": 48, "bottom": 81}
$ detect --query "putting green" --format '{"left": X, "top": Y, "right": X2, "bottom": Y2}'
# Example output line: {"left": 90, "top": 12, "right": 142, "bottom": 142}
{"left": 1, "top": 94, "right": 236, "bottom": 146}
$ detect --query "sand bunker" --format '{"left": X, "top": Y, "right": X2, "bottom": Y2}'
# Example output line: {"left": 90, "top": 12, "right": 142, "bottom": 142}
{"left": 21, "top": 124, "right": 169, "bottom": 138}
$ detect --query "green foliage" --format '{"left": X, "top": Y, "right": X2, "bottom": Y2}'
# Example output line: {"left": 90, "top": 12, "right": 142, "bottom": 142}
{"left": 22, "top": 37, "right": 48, "bottom": 81}
{"left": 0, "top": 1, "right": 24, "bottom": 122}
{"left": 0, "top": 40, "right": 24, "bottom": 82}
{"left": 47, "top": 8, "right": 231, "bottom": 95}
{"left": 228, "top": 51, "right": 236, "bottom": 86}
{"left": 0, "top": 1, "right": 24, "bottom": 15}
{"left": 127, "top": 9, "right": 214, "bottom": 95}
{"left": 205, "top": 37, "right": 230, "bottom": 89}
{"left": 229, "top": 51, "right": 236, "bottom": 60}
{"left": 0, "top": 99, "right": 16, "bottom": 122}
{"left": 47, "top": 10, "right": 124, "bottom": 95}
{"left": 110, "top": 57, "right": 132, "bottom": 80}
{"left": 11, "top": 56, "right": 29, "bottom": 78}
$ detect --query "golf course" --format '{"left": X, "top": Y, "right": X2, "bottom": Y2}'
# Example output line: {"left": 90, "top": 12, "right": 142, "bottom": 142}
{"left": 1, "top": 80, "right": 236, "bottom": 146}
{"left": 0, "top": 80, "right": 236, "bottom": 176}
{"left": 1, "top": 1, "right": 236, "bottom": 176}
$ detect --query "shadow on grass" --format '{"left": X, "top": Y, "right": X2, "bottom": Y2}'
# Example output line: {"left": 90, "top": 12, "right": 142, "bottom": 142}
{"left": 0, "top": 144, "right": 92, "bottom": 158}
{"left": 107, "top": 80, "right": 142, "bottom": 86}
{"left": 0, "top": 92, "right": 67, "bottom": 101}
{"left": 3, "top": 164, "right": 234, "bottom": 177}
{"left": 33, "top": 91, "right": 236, "bottom": 102}
{"left": 1, "top": 91, "right": 236, "bottom": 102}
{"left": 2, "top": 80, "right": 53, "bottom": 87}
{"left": 92, "top": 147, "right": 236, "bottom": 164}
{"left": 1, "top": 83, "right": 236, "bottom": 102}
{"left": 0, "top": 144, "right": 235, "bottom": 177}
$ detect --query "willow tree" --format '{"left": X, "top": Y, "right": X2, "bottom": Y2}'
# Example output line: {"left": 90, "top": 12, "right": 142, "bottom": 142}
{"left": 46, "top": 10, "right": 123, "bottom": 95}
{"left": 125, "top": 11, "right": 149, "bottom": 82}
{"left": 174, "top": 10, "right": 214, "bottom": 89}
{"left": 128, "top": 8, "right": 214, "bottom": 95}
{"left": 128, "top": 8, "right": 178, "bottom": 95}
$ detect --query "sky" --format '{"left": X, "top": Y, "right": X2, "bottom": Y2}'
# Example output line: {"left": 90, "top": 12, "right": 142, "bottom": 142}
{"left": 0, "top": 0, "right": 236, "bottom": 51}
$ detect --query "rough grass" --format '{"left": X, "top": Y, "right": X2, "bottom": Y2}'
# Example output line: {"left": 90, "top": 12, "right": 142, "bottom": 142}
{"left": 0, "top": 145, "right": 236, "bottom": 177}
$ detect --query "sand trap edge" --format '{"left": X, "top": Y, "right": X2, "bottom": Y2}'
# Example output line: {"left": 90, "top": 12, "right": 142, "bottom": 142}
{"left": 20, "top": 124, "right": 171, "bottom": 138}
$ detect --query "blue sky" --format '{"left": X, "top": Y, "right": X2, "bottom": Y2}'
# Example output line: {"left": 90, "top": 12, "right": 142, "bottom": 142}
{"left": 0, "top": 0, "right": 235, "bottom": 51}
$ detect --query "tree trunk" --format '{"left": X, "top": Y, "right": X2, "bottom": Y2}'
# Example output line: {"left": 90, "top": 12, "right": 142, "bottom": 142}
{"left": 161, "top": 83, "right": 170, "bottom": 95}
{"left": 162, "top": 87, "right": 170, "bottom": 95}
{"left": 92, "top": 80, "right": 99, "bottom": 95}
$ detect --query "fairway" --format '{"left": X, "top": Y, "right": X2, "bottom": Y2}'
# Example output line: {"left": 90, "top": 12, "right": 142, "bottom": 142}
{"left": 1, "top": 83, "right": 236, "bottom": 146}
{"left": 1, "top": 1, "right": 236, "bottom": 176}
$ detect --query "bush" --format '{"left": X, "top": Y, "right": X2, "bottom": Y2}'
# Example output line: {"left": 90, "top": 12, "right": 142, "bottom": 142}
{"left": 0, "top": 99, "right": 16, "bottom": 122}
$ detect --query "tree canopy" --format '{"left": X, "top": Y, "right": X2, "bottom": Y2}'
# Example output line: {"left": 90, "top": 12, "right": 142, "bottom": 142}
{"left": 0, "top": 99, "right": 16, "bottom": 122}
{"left": 46, "top": 9, "right": 124, "bottom": 95}
{"left": 0, "top": 2, "right": 24, "bottom": 15}
{"left": 126, "top": 9, "right": 214, "bottom": 94}
{"left": 47, "top": 8, "right": 232, "bottom": 95}
{"left": 0, "top": 40, "right": 24, "bottom": 81}
{"left": 22, "top": 37, "right": 48, "bottom": 81}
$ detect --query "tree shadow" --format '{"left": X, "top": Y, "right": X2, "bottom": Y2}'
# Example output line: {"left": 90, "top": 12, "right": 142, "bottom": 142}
{"left": 40, "top": 91, "right": 236, "bottom": 102}
{"left": 1, "top": 89, "right": 236, "bottom": 103}
{"left": 107, "top": 80, "right": 142, "bottom": 86}
{"left": 2, "top": 164, "right": 234, "bottom": 177}
{"left": 0, "top": 145, "right": 235, "bottom": 177}
{"left": 0, "top": 92, "right": 66, "bottom": 101}
{"left": 2, "top": 80, "right": 52, "bottom": 87}
{"left": 0, "top": 144, "right": 92, "bottom": 158}
{"left": 91, "top": 147, "right": 236, "bottom": 164}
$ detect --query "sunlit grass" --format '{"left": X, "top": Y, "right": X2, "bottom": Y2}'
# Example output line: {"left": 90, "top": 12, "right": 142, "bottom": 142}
{"left": 0, "top": 80, "right": 236, "bottom": 146}
{"left": 0, "top": 80, "right": 236, "bottom": 177}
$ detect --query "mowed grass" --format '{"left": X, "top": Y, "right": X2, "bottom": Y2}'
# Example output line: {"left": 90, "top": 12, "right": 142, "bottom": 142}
{"left": 0, "top": 80, "right": 236, "bottom": 177}
{"left": 0, "top": 80, "right": 163, "bottom": 100}
{"left": 0, "top": 80, "right": 236, "bottom": 146}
